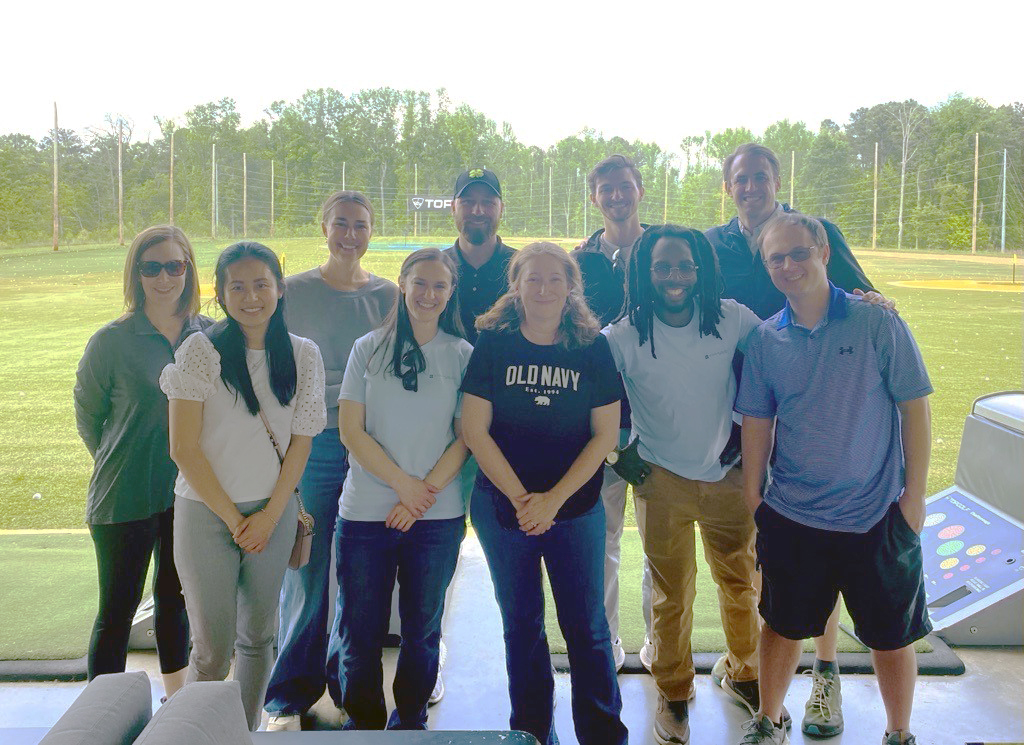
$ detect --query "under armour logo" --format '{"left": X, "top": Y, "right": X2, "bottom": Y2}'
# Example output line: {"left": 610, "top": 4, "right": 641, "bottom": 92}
{"left": 839, "top": 346, "right": 854, "bottom": 355}
{"left": 412, "top": 197, "right": 424, "bottom": 209}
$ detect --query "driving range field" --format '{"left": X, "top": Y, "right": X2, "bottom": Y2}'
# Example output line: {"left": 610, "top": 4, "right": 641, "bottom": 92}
{"left": 0, "top": 238, "right": 1020, "bottom": 530}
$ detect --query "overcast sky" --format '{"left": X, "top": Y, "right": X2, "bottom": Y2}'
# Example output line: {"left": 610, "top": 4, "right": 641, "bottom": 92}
{"left": 3, "top": 0, "right": 1020, "bottom": 152}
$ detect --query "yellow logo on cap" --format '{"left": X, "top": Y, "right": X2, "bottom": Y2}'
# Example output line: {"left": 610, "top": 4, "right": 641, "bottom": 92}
{"left": 469, "top": 168, "right": 484, "bottom": 179}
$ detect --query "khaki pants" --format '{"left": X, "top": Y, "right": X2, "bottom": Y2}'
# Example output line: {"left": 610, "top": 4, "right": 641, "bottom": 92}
{"left": 634, "top": 463, "right": 759, "bottom": 701}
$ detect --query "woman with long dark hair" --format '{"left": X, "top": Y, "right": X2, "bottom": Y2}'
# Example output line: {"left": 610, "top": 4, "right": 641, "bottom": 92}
{"left": 329, "top": 247, "right": 471, "bottom": 730}
{"left": 265, "top": 191, "right": 398, "bottom": 731}
{"left": 460, "top": 242, "right": 628, "bottom": 745}
{"left": 74, "top": 225, "right": 208, "bottom": 697}
{"left": 161, "top": 242, "right": 326, "bottom": 731}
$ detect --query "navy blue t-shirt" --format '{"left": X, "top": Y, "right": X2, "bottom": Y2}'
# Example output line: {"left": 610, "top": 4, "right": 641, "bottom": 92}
{"left": 461, "top": 329, "right": 620, "bottom": 521}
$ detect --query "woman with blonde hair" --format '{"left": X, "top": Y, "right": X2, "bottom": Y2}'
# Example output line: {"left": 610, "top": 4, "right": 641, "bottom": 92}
{"left": 74, "top": 225, "right": 209, "bottom": 697}
{"left": 460, "top": 242, "right": 628, "bottom": 745}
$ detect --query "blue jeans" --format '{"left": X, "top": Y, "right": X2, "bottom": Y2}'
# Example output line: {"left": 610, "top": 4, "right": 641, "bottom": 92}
{"left": 265, "top": 429, "right": 348, "bottom": 715}
{"left": 329, "top": 516, "right": 465, "bottom": 730}
{"left": 471, "top": 482, "right": 628, "bottom": 745}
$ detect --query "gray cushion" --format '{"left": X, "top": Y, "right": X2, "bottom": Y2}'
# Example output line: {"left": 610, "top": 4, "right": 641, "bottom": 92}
{"left": 133, "top": 680, "right": 249, "bottom": 745}
{"left": 39, "top": 671, "right": 151, "bottom": 745}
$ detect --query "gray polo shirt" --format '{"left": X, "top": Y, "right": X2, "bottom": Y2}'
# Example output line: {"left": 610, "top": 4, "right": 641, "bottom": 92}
{"left": 735, "top": 284, "right": 933, "bottom": 532}
{"left": 74, "top": 312, "right": 211, "bottom": 524}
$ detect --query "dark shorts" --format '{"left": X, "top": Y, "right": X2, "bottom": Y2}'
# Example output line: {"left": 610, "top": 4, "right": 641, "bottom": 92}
{"left": 755, "top": 501, "right": 932, "bottom": 651}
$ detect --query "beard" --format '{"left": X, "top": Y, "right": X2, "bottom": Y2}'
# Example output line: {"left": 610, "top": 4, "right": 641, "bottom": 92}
{"left": 458, "top": 218, "right": 495, "bottom": 246}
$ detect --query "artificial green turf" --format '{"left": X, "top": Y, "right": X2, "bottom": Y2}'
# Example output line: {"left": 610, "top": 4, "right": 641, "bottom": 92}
{"left": 0, "top": 534, "right": 95, "bottom": 660}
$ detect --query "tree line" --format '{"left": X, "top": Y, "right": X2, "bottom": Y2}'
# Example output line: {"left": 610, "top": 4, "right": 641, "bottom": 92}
{"left": 0, "top": 89, "right": 1021, "bottom": 251}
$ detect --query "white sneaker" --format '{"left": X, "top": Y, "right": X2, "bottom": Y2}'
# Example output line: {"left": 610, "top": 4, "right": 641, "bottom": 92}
{"left": 266, "top": 714, "right": 301, "bottom": 732}
{"left": 639, "top": 637, "right": 655, "bottom": 673}
{"left": 612, "top": 638, "right": 626, "bottom": 672}
{"left": 428, "top": 672, "right": 445, "bottom": 706}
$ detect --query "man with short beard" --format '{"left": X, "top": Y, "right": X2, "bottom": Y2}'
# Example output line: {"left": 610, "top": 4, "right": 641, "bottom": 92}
{"left": 601, "top": 225, "right": 784, "bottom": 744}
{"left": 443, "top": 168, "right": 516, "bottom": 344}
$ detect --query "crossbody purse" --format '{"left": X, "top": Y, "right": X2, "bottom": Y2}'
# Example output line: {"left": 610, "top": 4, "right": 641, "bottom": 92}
{"left": 257, "top": 409, "right": 314, "bottom": 569}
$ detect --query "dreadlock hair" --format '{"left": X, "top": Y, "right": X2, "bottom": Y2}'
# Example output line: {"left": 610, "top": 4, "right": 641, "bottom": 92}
{"left": 368, "top": 247, "right": 466, "bottom": 387}
{"left": 208, "top": 241, "right": 296, "bottom": 416}
{"left": 625, "top": 224, "right": 724, "bottom": 358}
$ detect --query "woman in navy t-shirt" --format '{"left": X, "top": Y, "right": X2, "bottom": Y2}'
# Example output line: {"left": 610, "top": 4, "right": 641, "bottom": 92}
{"left": 461, "top": 242, "right": 628, "bottom": 745}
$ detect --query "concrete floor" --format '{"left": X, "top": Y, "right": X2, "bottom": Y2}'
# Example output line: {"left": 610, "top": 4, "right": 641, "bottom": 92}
{"left": 2, "top": 534, "right": 1022, "bottom": 744}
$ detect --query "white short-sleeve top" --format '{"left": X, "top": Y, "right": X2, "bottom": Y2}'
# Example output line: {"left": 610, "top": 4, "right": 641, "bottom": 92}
{"left": 160, "top": 331, "right": 327, "bottom": 504}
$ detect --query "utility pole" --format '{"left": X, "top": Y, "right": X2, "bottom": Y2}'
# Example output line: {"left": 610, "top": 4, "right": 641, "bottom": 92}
{"left": 117, "top": 118, "right": 124, "bottom": 246}
{"left": 663, "top": 162, "right": 669, "bottom": 222}
{"left": 168, "top": 127, "right": 175, "bottom": 226}
{"left": 790, "top": 150, "right": 795, "bottom": 206}
{"left": 243, "top": 153, "right": 248, "bottom": 238}
{"left": 872, "top": 142, "right": 879, "bottom": 250}
{"left": 583, "top": 178, "right": 587, "bottom": 237}
{"left": 1001, "top": 148, "right": 1007, "bottom": 252}
{"left": 52, "top": 103, "right": 59, "bottom": 251}
{"left": 548, "top": 166, "right": 553, "bottom": 238}
{"left": 211, "top": 143, "right": 217, "bottom": 239}
{"left": 414, "top": 163, "right": 419, "bottom": 238}
{"left": 971, "top": 132, "right": 979, "bottom": 254}
{"left": 270, "top": 160, "right": 275, "bottom": 238}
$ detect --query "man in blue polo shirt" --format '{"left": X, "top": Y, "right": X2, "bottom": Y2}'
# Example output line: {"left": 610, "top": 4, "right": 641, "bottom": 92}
{"left": 734, "top": 213, "right": 932, "bottom": 745}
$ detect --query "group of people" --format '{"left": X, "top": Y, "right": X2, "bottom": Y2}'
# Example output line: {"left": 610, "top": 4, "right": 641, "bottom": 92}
{"left": 74, "top": 145, "right": 932, "bottom": 745}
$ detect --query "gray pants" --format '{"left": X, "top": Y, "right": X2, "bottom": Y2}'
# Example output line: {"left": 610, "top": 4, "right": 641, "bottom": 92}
{"left": 602, "top": 438, "right": 653, "bottom": 647}
{"left": 174, "top": 496, "right": 298, "bottom": 731}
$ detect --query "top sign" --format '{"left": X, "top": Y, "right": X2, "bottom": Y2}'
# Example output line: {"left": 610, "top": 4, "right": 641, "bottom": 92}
{"left": 408, "top": 196, "right": 452, "bottom": 212}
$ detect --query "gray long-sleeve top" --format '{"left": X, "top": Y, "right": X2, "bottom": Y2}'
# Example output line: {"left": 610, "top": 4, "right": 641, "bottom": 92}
{"left": 74, "top": 312, "right": 211, "bottom": 524}
{"left": 283, "top": 269, "right": 398, "bottom": 429}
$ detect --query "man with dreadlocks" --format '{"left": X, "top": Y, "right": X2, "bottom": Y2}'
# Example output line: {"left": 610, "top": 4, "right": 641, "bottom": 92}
{"left": 602, "top": 224, "right": 784, "bottom": 745}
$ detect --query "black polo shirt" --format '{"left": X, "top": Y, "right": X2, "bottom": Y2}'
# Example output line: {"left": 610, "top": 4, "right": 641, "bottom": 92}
{"left": 443, "top": 237, "right": 516, "bottom": 345}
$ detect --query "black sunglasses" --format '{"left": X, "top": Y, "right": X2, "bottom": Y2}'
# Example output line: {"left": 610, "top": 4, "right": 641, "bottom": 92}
{"left": 400, "top": 349, "right": 425, "bottom": 392}
{"left": 138, "top": 260, "right": 188, "bottom": 278}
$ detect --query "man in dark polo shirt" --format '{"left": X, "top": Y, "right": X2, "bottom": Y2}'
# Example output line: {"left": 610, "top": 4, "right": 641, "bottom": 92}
{"left": 443, "top": 168, "right": 516, "bottom": 344}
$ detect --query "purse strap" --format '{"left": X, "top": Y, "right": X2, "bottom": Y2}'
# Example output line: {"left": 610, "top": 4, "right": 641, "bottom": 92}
{"left": 257, "top": 409, "right": 308, "bottom": 517}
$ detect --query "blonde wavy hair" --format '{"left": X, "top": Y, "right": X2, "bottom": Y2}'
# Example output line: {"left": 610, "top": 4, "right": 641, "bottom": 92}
{"left": 475, "top": 242, "right": 600, "bottom": 349}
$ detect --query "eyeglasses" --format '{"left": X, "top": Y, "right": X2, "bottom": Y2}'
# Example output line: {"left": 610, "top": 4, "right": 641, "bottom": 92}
{"left": 762, "top": 246, "right": 816, "bottom": 270}
{"left": 651, "top": 262, "right": 698, "bottom": 280}
{"left": 138, "top": 260, "right": 188, "bottom": 278}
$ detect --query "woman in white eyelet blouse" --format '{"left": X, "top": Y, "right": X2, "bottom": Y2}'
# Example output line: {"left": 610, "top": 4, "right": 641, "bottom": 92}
{"left": 160, "top": 242, "right": 326, "bottom": 731}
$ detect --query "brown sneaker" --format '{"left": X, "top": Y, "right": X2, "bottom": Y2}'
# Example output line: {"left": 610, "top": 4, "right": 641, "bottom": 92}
{"left": 654, "top": 695, "right": 689, "bottom": 744}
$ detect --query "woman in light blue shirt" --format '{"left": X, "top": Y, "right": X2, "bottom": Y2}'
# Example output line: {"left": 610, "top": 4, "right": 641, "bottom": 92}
{"left": 329, "top": 247, "right": 471, "bottom": 730}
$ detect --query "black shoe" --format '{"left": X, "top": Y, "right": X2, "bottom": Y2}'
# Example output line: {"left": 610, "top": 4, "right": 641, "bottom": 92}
{"left": 722, "top": 677, "right": 792, "bottom": 730}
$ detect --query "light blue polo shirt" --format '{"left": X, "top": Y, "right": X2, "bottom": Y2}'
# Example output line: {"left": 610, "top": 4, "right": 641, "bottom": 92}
{"left": 735, "top": 284, "right": 932, "bottom": 533}
{"left": 339, "top": 329, "right": 473, "bottom": 522}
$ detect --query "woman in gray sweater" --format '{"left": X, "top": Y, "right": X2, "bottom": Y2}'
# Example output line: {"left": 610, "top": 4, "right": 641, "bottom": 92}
{"left": 264, "top": 191, "right": 398, "bottom": 731}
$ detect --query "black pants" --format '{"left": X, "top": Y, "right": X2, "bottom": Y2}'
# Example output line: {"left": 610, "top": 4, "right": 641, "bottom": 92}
{"left": 88, "top": 507, "right": 189, "bottom": 678}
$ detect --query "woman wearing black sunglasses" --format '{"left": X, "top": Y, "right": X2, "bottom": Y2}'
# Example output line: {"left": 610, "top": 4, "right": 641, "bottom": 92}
{"left": 329, "top": 248, "right": 471, "bottom": 730}
{"left": 74, "top": 225, "right": 211, "bottom": 697}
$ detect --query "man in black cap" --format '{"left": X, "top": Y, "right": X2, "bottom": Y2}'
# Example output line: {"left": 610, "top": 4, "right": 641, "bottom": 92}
{"left": 443, "top": 168, "right": 516, "bottom": 344}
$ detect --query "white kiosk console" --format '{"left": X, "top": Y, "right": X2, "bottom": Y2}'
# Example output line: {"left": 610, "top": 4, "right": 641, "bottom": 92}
{"left": 921, "top": 391, "right": 1024, "bottom": 646}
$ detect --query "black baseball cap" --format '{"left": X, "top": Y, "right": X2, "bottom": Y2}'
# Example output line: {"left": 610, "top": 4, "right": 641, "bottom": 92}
{"left": 453, "top": 168, "right": 502, "bottom": 199}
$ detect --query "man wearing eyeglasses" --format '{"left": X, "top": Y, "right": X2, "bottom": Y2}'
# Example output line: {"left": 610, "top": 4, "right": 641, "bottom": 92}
{"left": 734, "top": 213, "right": 931, "bottom": 745}
{"left": 602, "top": 225, "right": 777, "bottom": 745}
{"left": 571, "top": 154, "right": 655, "bottom": 674}
{"left": 705, "top": 144, "right": 882, "bottom": 737}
